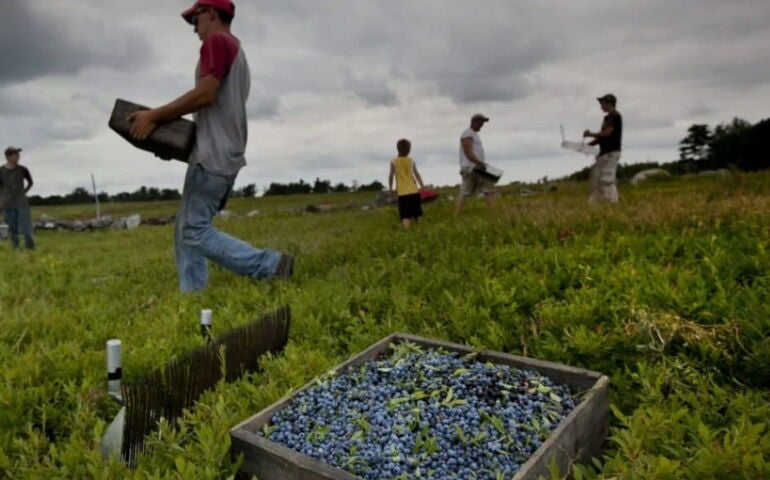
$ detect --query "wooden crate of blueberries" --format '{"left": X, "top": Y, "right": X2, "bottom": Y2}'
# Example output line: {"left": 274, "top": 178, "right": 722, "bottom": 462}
{"left": 230, "top": 333, "right": 609, "bottom": 480}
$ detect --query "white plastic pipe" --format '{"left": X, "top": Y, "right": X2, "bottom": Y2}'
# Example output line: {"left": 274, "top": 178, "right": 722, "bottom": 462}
{"left": 106, "top": 339, "right": 122, "bottom": 398}
{"left": 200, "top": 309, "right": 212, "bottom": 339}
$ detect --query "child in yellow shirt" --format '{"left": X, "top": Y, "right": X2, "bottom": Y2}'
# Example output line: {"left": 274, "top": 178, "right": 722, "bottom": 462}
{"left": 388, "top": 139, "right": 425, "bottom": 229}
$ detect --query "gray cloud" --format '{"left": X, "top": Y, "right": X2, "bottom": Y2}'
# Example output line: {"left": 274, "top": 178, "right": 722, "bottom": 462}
{"left": 248, "top": 1, "right": 565, "bottom": 105}
{"left": 343, "top": 71, "right": 399, "bottom": 107}
{"left": 2, "top": 0, "right": 770, "bottom": 196}
{"left": 0, "top": 88, "right": 51, "bottom": 116}
{"left": 0, "top": 1, "right": 153, "bottom": 85}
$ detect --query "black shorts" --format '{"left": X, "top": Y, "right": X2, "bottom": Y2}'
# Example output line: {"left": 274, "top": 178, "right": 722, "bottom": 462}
{"left": 397, "top": 193, "right": 423, "bottom": 220}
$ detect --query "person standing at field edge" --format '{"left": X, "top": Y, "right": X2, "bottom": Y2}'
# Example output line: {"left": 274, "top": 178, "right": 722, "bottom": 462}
{"left": 583, "top": 94, "right": 623, "bottom": 203}
{"left": 0, "top": 147, "right": 35, "bottom": 250}
{"left": 127, "top": 0, "right": 293, "bottom": 292}
{"left": 455, "top": 113, "right": 496, "bottom": 214}
{"left": 388, "top": 139, "right": 425, "bottom": 229}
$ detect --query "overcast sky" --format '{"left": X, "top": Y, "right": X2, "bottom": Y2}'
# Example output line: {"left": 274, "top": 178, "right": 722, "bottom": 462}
{"left": 2, "top": 0, "right": 769, "bottom": 196}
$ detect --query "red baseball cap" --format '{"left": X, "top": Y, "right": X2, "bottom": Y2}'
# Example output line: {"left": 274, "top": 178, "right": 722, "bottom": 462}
{"left": 181, "top": 0, "right": 235, "bottom": 24}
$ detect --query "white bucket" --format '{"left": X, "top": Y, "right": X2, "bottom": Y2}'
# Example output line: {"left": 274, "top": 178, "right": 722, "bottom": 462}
{"left": 473, "top": 164, "right": 503, "bottom": 183}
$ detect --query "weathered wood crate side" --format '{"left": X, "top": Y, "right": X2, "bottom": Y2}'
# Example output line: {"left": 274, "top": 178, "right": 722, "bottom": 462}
{"left": 230, "top": 333, "right": 609, "bottom": 480}
{"left": 108, "top": 98, "right": 196, "bottom": 162}
{"left": 513, "top": 376, "right": 608, "bottom": 479}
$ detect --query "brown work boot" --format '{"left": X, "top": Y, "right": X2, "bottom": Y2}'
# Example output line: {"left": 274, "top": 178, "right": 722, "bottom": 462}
{"left": 274, "top": 253, "right": 295, "bottom": 279}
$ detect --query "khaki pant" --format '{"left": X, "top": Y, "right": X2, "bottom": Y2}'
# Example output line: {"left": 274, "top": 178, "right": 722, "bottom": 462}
{"left": 459, "top": 167, "right": 496, "bottom": 197}
{"left": 588, "top": 151, "right": 620, "bottom": 203}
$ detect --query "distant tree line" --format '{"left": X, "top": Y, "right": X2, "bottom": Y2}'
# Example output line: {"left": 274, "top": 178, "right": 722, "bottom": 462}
{"left": 263, "top": 178, "right": 384, "bottom": 196}
{"left": 568, "top": 116, "right": 770, "bottom": 181}
{"left": 28, "top": 178, "right": 384, "bottom": 206}
{"left": 29, "top": 186, "right": 181, "bottom": 206}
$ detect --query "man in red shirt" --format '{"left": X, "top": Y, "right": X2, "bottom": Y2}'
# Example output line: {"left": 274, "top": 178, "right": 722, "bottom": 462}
{"left": 129, "top": 0, "right": 293, "bottom": 292}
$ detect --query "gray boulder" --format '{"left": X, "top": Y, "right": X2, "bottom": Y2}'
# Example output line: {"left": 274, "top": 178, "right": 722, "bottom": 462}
{"left": 698, "top": 169, "right": 730, "bottom": 176}
{"left": 144, "top": 215, "right": 175, "bottom": 226}
{"left": 370, "top": 191, "right": 396, "bottom": 208}
{"left": 305, "top": 204, "right": 335, "bottom": 213}
{"left": 630, "top": 168, "right": 670, "bottom": 186}
{"left": 86, "top": 216, "right": 113, "bottom": 229}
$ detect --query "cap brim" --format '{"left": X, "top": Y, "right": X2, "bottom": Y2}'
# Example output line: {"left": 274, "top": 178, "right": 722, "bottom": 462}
{"left": 181, "top": 5, "right": 196, "bottom": 24}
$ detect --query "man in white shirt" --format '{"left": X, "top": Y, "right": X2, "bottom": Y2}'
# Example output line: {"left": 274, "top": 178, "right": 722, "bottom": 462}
{"left": 456, "top": 113, "right": 496, "bottom": 214}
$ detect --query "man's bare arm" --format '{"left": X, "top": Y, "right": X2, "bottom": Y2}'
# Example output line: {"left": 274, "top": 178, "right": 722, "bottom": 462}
{"left": 461, "top": 137, "right": 483, "bottom": 165}
{"left": 413, "top": 165, "right": 425, "bottom": 189}
{"left": 129, "top": 75, "right": 221, "bottom": 140}
{"left": 583, "top": 125, "right": 614, "bottom": 139}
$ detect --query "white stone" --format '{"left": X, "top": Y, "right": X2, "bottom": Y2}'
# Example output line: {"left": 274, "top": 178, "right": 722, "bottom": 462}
{"left": 630, "top": 168, "right": 670, "bottom": 186}
{"left": 125, "top": 214, "right": 141, "bottom": 229}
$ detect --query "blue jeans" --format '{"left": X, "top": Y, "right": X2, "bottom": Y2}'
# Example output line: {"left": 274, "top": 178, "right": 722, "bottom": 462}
{"left": 175, "top": 163, "right": 281, "bottom": 292}
{"left": 4, "top": 206, "right": 35, "bottom": 250}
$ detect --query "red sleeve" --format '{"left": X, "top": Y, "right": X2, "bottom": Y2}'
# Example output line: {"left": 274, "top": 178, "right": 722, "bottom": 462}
{"left": 198, "top": 32, "right": 239, "bottom": 81}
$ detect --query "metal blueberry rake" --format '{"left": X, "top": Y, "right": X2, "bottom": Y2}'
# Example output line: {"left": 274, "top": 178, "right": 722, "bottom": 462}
{"left": 100, "top": 305, "right": 291, "bottom": 466}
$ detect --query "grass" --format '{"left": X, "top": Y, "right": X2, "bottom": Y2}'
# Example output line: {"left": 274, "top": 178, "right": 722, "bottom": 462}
{"left": 30, "top": 190, "right": 386, "bottom": 220}
{"left": 1, "top": 173, "right": 769, "bottom": 479}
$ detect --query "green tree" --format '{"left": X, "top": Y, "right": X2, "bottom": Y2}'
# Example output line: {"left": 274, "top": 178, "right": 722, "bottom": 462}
{"left": 312, "top": 178, "right": 332, "bottom": 194}
{"left": 235, "top": 183, "right": 257, "bottom": 198}
{"left": 679, "top": 124, "right": 712, "bottom": 163}
{"left": 64, "top": 187, "right": 92, "bottom": 204}
{"left": 357, "top": 180, "right": 385, "bottom": 192}
{"left": 709, "top": 117, "right": 752, "bottom": 169}
{"left": 160, "top": 188, "right": 181, "bottom": 200}
{"left": 739, "top": 118, "right": 770, "bottom": 172}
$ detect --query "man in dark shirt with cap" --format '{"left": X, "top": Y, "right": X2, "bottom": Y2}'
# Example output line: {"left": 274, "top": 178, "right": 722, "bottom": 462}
{"left": 584, "top": 94, "right": 623, "bottom": 203}
{"left": 0, "top": 147, "right": 35, "bottom": 250}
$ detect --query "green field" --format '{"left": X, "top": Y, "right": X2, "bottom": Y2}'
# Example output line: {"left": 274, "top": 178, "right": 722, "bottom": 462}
{"left": 1, "top": 174, "right": 769, "bottom": 479}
